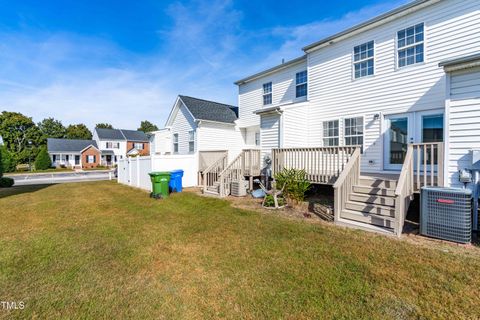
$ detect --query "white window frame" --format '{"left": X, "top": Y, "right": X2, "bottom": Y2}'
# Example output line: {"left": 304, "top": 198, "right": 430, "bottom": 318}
{"left": 173, "top": 133, "right": 179, "bottom": 154}
{"left": 396, "top": 22, "right": 425, "bottom": 69}
{"left": 188, "top": 130, "right": 195, "bottom": 153}
{"left": 106, "top": 141, "right": 112, "bottom": 148}
{"left": 344, "top": 116, "right": 364, "bottom": 147}
{"left": 134, "top": 142, "right": 144, "bottom": 150}
{"left": 352, "top": 41, "right": 374, "bottom": 79}
{"left": 323, "top": 120, "right": 339, "bottom": 147}
{"left": 255, "top": 132, "right": 260, "bottom": 146}
{"left": 263, "top": 82, "right": 272, "bottom": 106}
{"left": 295, "top": 70, "right": 307, "bottom": 98}
{"left": 87, "top": 155, "right": 95, "bottom": 164}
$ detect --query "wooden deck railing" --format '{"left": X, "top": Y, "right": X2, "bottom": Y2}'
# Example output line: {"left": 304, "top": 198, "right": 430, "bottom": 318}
{"left": 218, "top": 149, "right": 261, "bottom": 197}
{"left": 394, "top": 142, "right": 444, "bottom": 236}
{"left": 332, "top": 148, "right": 361, "bottom": 221}
{"left": 272, "top": 146, "right": 359, "bottom": 184}
{"left": 201, "top": 151, "right": 228, "bottom": 193}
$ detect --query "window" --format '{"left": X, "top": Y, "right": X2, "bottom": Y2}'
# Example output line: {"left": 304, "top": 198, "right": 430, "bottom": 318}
{"left": 344, "top": 117, "right": 364, "bottom": 146}
{"left": 263, "top": 82, "right": 272, "bottom": 105}
{"left": 134, "top": 143, "right": 144, "bottom": 150}
{"left": 353, "top": 41, "right": 374, "bottom": 78}
{"left": 323, "top": 120, "right": 339, "bottom": 146}
{"left": 173, "top": 133, "right": 179, "bottom": 153}
{"left": 295, "top": 70, "right": 307, "bottom": 98}
{"left": 106, "top": 142, "right": 112, "bottom": 148}
{"left": 52, "top": 154, "right": 57, "bottom": 162}
{"left": 397, "top": 23, "right": 424, "bottom": 68}
{"left": 87, "top": 155, "right": 95, "bottom": 163}
{"left": 114, "top": 142, "right": 120, "bottom": 149}
{"left": 188, "top": 131, "right": 195, "bottom": 153}
{"left": 255, "top": 132, "right": 260, "bottom": 146}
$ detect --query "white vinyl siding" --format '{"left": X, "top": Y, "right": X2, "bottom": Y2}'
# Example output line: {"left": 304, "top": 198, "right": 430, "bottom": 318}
{"left": 306, "top": 0, "right": 480, "bottom": 172}
{"left": 237, "top": 58, "right": 308, "bottom": 127}
{"left": 447, "top": 67, "right": 480, "bottom": 187}
{"left": 170, "top": 103, "right": 197, "bottom": 155}
{"left": 197, "top": 122, "right": 244, "bottom": 162}
{"left": 260, "top": 113, "right": 280, "bottom": 158}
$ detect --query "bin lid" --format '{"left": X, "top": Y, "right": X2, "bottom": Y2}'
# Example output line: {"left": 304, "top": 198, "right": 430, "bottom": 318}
{"left": 170, "top": 169, "right": 184, "bottom": 174}
{"left": 149, "top": 171, "right": 171, "bottom": 176}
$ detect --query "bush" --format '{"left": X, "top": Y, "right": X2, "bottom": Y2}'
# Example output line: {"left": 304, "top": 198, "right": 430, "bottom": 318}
{"left": 34, "top": 147, "right": 52, "bottom": 170}
{"left": 274, "top": 168, "right": 311, "bottom": 203}
{"left": 263, "top": 194, "right": 285, "bottom": 207}
{"left": 0, "top": 146, "right": 15, "bottom": 173}
{"left": 0, "top": 147, "right": 2, "bottom": 178}
{"left": 0, "top": 177, "right": 14, "bottom": 188}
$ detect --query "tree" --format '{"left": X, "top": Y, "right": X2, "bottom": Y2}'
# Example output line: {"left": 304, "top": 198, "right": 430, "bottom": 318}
{"left": 0, "top": 111, "right": 43, "bottom": 165}
{"left": 0, "top": 146, "right": 3, "bottom": 178}
{"left": 34, "top": 147, "right": 52, "bottom": 170}
{"left": 138, "top": 120, "right": 159, "bottom": 133}
{"left": 65, "top": 124, "right": 92, "bottom": 140}
{"left": 95, "top": 123, "right": 114, "bottom": 129}
{"left": 38, "top": 117, "right": 66, "bottom": 138}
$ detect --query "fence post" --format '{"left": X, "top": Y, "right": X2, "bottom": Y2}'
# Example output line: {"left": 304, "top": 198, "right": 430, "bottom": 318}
{"left": 136, "top": 157, "right": 140, "bottom": 187}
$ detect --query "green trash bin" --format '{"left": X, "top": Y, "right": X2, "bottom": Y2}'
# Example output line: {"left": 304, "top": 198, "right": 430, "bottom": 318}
{"left": 149, "top": 172, "right": 171, "bottom": 199}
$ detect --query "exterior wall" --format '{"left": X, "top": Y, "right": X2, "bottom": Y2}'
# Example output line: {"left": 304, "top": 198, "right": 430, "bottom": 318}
{"left": 81, "top": 146, "right": 101, "bottom": 169}
{"left": 447, "top": 66, "right": 480, "bottom": 187}
{"left": 242, "top": 125, "right": 260, "bottom": 148}
{"left": 150, "top": 129, "right": 172, "bottom": 155}
{"left": 170, "top": 103, "right": 197, "bottom": 155}
{"left": 126, "top": 141, "right": 150, "bottom": 156}
{"left": 237, "top": 0, "right": 480, "bottom": 173}
{"left": 237, "top": 59, "right": 307, "bottom": 128}
{"left": 95, "top": 139, "right": 127, "bottom": 161}
{"left": 50, "top": 153, "right": 80, "bottom": 168}
{"left": 197, "top": 122, "right": 244, "bottom": 162}
{"left": 260, "top": 113, "right": 280, "bottom": 158}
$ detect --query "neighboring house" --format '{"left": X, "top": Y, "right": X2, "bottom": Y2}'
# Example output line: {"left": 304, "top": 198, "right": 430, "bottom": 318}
{"left": 47, "top": 138, "right": 101, "bottom": 169}
{"left": 93, "top": 128, "right": 150, "bottom": 165}
{"left": 231, "top": 0, "right": 480, "bottom": 234}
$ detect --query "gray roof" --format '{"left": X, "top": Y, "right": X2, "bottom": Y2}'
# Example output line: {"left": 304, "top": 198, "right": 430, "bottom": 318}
{"left": 47, "top": 138, "right": 98, "bottom": 153}
{"left": 100, "top": 150, "right": 115, "bottom": 155}
{"left": 234, "top": 55, "right": 307, "bottom": 85}
{"left": 94, "top": 128, "right": 149, "bottom": 142}
{"left": 179, "top": 95, "right": 238, "bottom": 124}
{"left": 439, "top": 53, "right": 480, "bottom": 68}
{"left": 302, "top": 0, "right": 433, "bottom": 52}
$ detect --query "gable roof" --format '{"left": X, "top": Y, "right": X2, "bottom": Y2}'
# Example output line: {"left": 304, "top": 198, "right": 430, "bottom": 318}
{"left": 178, "top": 95, "right": 238, "bottom": 124}
{"left": 302, "top": 0, "right": 437, "bottom": 52}
{"left": 47, "top": 138, "right": 98, "bottom": 153}
{"left": 94, "top": 128, "right": 149, "bottom": 142}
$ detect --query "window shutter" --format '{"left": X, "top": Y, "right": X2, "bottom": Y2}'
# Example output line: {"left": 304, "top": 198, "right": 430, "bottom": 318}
{"left": 93, "top": 155, "right": 96, "bottom": 163}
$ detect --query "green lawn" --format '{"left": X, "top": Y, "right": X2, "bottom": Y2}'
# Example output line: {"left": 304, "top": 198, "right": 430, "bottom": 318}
{"left": 1, "top": 181, "right": 479, "bottom": 319}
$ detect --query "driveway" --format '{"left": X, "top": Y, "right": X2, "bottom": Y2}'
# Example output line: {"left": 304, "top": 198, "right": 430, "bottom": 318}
{"left": 6, "top": 171, "right": 114, "bottom": 186}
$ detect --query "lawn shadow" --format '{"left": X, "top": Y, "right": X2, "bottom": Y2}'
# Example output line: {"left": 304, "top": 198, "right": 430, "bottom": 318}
{"left": 0, "top": 184, "right": 56, "bottom": 199}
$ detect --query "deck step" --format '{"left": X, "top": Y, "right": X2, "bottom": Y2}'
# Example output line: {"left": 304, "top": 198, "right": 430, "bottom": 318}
{"left": 344, "top": 201, "right": 396, "bottom": 217}
{"left": 203, "top": 189, "right": 220, "bottom": 196}
{"left": 352, "top": 185, "right": 395, "bottom": 196}
{"left": 349, "top": 193, "right": 396, "bottom": 207}
{"left": 359, "top": 177, "right": 397, "bottom": 189}
{"left": 340, "top": 209, "right": 396, "bottom": 229}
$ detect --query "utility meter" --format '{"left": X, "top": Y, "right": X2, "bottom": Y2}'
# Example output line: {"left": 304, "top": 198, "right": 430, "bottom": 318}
{"left": 459, "top": 169, "right": 472, "bottom": 184}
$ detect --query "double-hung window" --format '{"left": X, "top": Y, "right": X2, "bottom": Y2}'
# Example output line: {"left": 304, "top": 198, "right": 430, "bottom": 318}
{"left": 134, "top": 143, "right": 144, "bottom": 150}
{"left": 255, "top": 132, "right": 260, "bottom": 146}
{"left": 263, "top": 82, "right": 272, "bottom": 105}
{"left": 87, "top": 155, "right": 95, "bottom": 163}
{"left": 295, "top": 71, "right": 307, "bottom": 98}
{"left": 323, "top": 120, "right": 339, "bottom": 146}
{"left": 173, "top": 133, "right": 179, "bottom": 153}
{"left": 188, "top": 131, "right": 195, "bottom": 153}
{"left": 353, "top": 41, "right": 374, "bottom": 79}
{"left": 106, "top": 142, "right": 112, "bottom": 148}
{"left": 397, "top": 23, "right": 424, "bottom": 68}
{"left": 344, "top": 117, "right": 364, "bottom": 146}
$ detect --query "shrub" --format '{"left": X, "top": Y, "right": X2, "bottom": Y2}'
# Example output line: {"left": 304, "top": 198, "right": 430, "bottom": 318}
{"left": 274, "top": 168, "right": 311, "bottom": 203}
{"left": 34, "top": 147, "right": 51, "bottom": 170}
{"left": 0, "top": 147, "right": 2, "bottom": 178}
{"left": 263, "top": 194, "right": 285, "bottom": 207}
{"left": 0, "top": 146, "right": 15, "bottom": 173}
{"left": 0, "top": 177, "right": 14, "bottom": 188}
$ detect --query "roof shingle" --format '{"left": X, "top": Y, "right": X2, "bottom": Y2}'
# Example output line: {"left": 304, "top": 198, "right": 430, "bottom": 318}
{"left": 94, "top": 128, "right": 149, "bottom": 142}
{"left": 179, "top": 95, "right": 238, "bottom": 124}
{"left": 47, "top": 138, "right": 98, "bottom": 153}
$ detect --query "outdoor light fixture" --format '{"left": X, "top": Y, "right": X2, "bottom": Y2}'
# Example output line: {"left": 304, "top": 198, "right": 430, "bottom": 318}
{"left": 373, "top": 113, "right": 380, "bottom": 120}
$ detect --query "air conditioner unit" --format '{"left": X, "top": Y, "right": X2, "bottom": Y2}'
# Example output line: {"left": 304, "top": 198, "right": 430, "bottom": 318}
{"left": 231, "top": 180, "right": 247, "bottom": 197}
{"left": 420, "top": 187, "right": 472, "bottom": 243}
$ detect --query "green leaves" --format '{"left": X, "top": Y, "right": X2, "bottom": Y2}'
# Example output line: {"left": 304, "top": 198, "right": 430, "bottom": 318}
{"left": 65, "top": 124, "right": 93, "bottom": 140}
{"left": 35, "top": 147, "right": 52, "bottom": 170}
{"left": 274, "top": 168, "right": 311, "bottom": 203}
{"left": 137, "top": 120, "right": 159, "bottom": 133}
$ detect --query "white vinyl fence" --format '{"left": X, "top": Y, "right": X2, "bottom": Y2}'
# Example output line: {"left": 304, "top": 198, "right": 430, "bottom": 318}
{"left": 117, "top": 154, "right": 198, "bottom": 191}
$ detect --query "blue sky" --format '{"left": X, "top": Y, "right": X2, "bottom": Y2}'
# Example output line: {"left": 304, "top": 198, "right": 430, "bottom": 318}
{"left": 0, "top": 0, "right": 409, "bottom": 130}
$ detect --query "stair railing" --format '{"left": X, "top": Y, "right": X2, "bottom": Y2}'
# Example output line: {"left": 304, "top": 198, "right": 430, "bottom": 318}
{"left": 218, "top": 149, "right": 261, "bottom": 197}
{"left": 332, "top": 147, "right": 361, "bottom": 222}
{"left": 202, "top": 152, "right": 228, "bottom": 193}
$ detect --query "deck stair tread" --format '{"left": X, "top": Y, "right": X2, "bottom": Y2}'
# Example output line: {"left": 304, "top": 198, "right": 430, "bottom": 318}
{"left": 352, "top": 185, "right": 395, "bottom": 196}
{"left": 344, "top": 200, "right": 396, "bottom": 217}
{"left": 340, "top": 209, "right": 396, "bottom": 228}
{"left": 349, "top": 192, "right": 396, "bottom": 206}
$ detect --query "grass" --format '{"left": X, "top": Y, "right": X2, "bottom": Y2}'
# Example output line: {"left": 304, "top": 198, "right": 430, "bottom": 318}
{"left": 0, "top": 181, "right": 479, "bottom": 319}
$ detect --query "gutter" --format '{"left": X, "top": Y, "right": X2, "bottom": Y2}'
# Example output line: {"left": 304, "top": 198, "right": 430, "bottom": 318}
{"left": 196, "top": 119, "right": 236, "bottom": 126}
{"left": 439, "top": 53, "right": 480, "bottom": 72}
{"left": 253, "top": 106, "right": 283, "bottom": 115}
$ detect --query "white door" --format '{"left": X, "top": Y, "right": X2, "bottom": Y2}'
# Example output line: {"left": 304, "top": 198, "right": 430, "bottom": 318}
{"left": 384, "top": 113, "right": 414, "bottom": 170}
{"left": 384, "top": 110, "right": 444, "bottom": 171}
